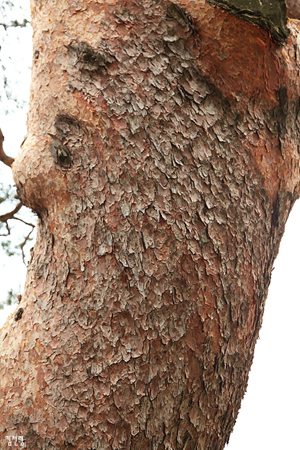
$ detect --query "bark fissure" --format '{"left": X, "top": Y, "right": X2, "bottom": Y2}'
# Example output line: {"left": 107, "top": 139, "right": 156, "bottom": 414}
{"left": 0, "top": 0, "right": 300, "bottom": 449}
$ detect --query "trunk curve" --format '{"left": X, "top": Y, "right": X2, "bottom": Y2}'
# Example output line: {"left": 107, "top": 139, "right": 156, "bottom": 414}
{"left": 1, "top": 1, "right": 300, "bottom": 449}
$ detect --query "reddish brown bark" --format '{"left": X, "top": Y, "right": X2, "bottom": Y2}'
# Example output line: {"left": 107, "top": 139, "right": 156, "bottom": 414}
{"left": 287, "top": 0, "right": 300, "bottom": 18}
{"left": 0, "top": 1, "right": 300, "bottom": 449}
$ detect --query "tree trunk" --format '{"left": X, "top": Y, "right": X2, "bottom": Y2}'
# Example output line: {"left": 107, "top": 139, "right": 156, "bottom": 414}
{"left": 1, "top": 1, "right": 300, "bottom": 449}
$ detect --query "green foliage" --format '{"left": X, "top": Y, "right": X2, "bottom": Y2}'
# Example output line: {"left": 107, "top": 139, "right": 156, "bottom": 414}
{"left": 0, "top": 286, "right": 21, "bottom": 310}
{"left": 0, "top": 1, "right": 31, "bottom": 112}
{"left": 0, "top": 181, "right": 36, "bottom": 259}
{"left": 0, "top": 181, "right": 14, "bottom": 205}
{"left": 0, "top": 18, "right": 30, "bottom": 30}
{"left": 0, "top": 1, "right": 34, "bottom": 266}
{"left": 0, "top": 239, "right": 14, "bottom": 257}
{"left": 0, "top": 3, "right": 33, "bottom": 320}
{"left": 0, "top": 1, "right": 14, "bottom": 11}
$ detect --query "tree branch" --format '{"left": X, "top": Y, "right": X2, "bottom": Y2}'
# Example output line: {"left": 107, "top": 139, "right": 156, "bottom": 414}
{"left": 0, "top": 201, "right": 23, "bottom": 223}
{"left": 0, "top": 19, "right": 30, "bottom": 31}
{"left": 0, "top": 128, "right": 14, "bottom": 168}
{"left": 19, "top": 227, "right": 35, "bottom": 264}
{"left": 0, "top": 200, "right": 35, "bottom": 263}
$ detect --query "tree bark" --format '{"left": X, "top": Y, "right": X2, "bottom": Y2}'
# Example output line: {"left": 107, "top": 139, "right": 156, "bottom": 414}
{"left": 1, "top": 1, "right": 300, "bottom": 449}
{"left": 286, "top": 0, "right": 300, "bottom": 19}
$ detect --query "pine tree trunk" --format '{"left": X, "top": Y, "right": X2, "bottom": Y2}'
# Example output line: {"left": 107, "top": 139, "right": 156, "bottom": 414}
{"left": 1, "top": 1, "right": 300, "bottom": 449}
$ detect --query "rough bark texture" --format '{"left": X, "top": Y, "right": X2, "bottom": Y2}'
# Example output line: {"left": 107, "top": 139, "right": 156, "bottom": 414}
{"left": 208, "top": 0, "right": 289, "bottom": 44}
{"left": 1, "top": 1, "right": 300, "bottom": 449}
{"left": 286, "top": 0, "right": 300, "bottom": 19}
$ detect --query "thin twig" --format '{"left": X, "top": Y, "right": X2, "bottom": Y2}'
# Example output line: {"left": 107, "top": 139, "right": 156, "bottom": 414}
{"left": 0, "top": 128, "right": 36, "bottom": 261}
{"left": 19, "top": 227, "right": 35, "bottom": 264}
{"left": 0, "top": 128, "right": 14, "bottom": 167}
{"left": 0, "top": 200, "right": 36, "bottom": 262}
{"left": 0, "top": 221, "right": 10, "bottom": 237}
{"left": 0, "top": 202, "right": 23, "bottom": 237}
{"left": 12, "top": 216, "right": 35, "bottom": 228}
{"left": 0, "top": 201, "right": 23, "bottom": 222}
